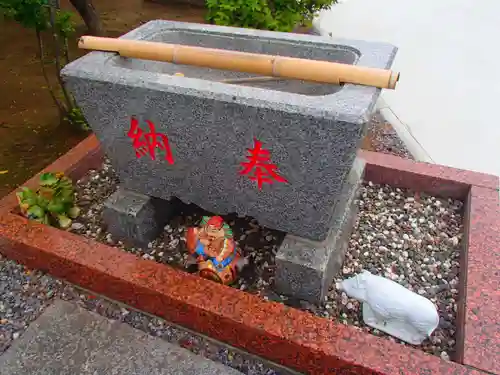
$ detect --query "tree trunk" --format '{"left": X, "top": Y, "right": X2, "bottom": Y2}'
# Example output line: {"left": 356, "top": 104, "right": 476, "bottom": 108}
{"left": 69, "top": 0, "right": 103, "bottom": 36}
{"left": 35, "top": 30, "right": 66, "bottom": 116}
{"left": 49, "top": 2, "right": 75, "bottom": 111}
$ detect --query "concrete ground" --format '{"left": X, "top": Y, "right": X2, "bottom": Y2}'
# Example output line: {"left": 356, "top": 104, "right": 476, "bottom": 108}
{"left": 0, "top": 300, "right": 243, "bottom": 375}
{"left": 314, "top": 0, "right": 500, "bottom": 177}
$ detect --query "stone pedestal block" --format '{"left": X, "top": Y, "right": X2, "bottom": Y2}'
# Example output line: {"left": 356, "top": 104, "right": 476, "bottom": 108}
{"left": 274, "top": 158, "right": 364, "bottom": 303}
{"left": 61, "top": 20, "right": 396, "bottom": 241}
{"left": 103, "top": 187, "right": 175, "bottom": 248}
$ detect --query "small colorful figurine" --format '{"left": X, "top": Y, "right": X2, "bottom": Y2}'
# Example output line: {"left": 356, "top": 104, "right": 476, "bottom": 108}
{"left": 185, "top": 215, "right": 247, "bottom": 285}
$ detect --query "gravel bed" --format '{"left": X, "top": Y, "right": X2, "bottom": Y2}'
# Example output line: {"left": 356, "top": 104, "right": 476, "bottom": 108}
{"left": 67, "top": 160, "right": 464, "bottom": 361}
{"left": 367, "top": 112, "right": 414, "bottom": 159}
{"left": 0, "top": 254, "right": 289, "bottom": 375}
{"left": 331, "top": 182, "right": 463, "bottom": 362}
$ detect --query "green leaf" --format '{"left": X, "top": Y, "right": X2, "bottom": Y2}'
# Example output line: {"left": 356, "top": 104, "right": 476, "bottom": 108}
{"left": 39, "top": 172, "right": 58, "bottom": 186}
{"left": 27, "top": 205, "right": 45, "bottom": 219}
{"left": 58, "top": 178, "right": 74, "bottom": 193}
{"left": 0, "top": 0, "right": 51, "bottom": 31}
{"left": 36, "top": 195, "right": 49, "bottom": 209}
{"left": 67, "top": 206, "right": 80, "bottom": 219}
{"left": 58, "top": 194, "right": 74, "bottom": 205}
{"left": 38, "top": 187, "right": 55, "bottom": 201}
{"left": 206, "top": 0, "right": 337, "bottom": 30}
{"left": 24, "top": 195, "right": 38, "bottom": 206}
{"left": 19, "top": 186, "right": 36, "bottom": 198}
{"left": 56, "top": 214, "right": 71, "bottom": 229}
{"left": 54, "top": 10, "right": 75, "bottom": 38}
{"left": 18, "top": 187, "right": 38, "bottom": 205}
{"left": 42, "top": 214, "right": 50, "bottom": 225}
{"left": 47, "top": 200, "right": 65, "bottom": 213}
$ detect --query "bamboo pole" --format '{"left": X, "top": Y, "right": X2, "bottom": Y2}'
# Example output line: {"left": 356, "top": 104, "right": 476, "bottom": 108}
{"left": 78, "top": 36, "right": 400, "bottom": 90}
{"left": 221, "top": 76, "right": 285, "bottom": 84}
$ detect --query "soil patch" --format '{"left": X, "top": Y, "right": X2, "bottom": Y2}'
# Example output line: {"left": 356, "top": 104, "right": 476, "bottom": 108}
{"left": 0, "top": 0, "right": 206, "bottom": 198}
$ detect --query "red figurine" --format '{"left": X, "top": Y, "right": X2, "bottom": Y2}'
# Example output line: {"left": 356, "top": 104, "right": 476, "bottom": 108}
{"left": 185, "top": 216, "right": 247, "bottom": 285}
{"left": 240, "top": 138, "right": 288, "bottom": 189}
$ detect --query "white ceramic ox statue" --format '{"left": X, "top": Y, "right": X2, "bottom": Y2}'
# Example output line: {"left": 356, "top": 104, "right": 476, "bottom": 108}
{"left": 337, "top": 270, "right": 439, "bottom": 345}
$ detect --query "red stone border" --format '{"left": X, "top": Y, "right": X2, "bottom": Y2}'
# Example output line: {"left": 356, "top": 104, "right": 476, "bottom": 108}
{"left": 0, "top": 136, "right": 498, "bottom": 375}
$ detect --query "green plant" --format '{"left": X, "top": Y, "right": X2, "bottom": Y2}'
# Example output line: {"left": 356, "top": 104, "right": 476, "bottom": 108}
{"left": 0, "top": 0, "right": 88, "bottom": 130}
{"left": 65, "top": 106, "right": 89, "bottom": 131}
{"left": 206, "top": 0, "right": 337, "bottom": 32}
{"left": 16, "top": 172, "right": 80, "bottom": 228}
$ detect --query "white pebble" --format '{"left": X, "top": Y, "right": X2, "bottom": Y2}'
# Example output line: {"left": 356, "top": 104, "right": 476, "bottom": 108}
{"left": 341, "top": 292, "right": 348, "bottom": 305}
{"left": 70, "top": 222, "right": 84, "bottom": 231}
{"left": 440, "top": 351, "right": 450, "bottom": 361}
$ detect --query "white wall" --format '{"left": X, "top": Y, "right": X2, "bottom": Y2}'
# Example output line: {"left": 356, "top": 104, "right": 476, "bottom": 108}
{"left": 315, "top": 0, "right": 500, "bottom": 177}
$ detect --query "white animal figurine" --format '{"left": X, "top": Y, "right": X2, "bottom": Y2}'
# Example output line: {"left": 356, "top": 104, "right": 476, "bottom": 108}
{"left": 337, "top": 270, "right": 439, "bottom": 345}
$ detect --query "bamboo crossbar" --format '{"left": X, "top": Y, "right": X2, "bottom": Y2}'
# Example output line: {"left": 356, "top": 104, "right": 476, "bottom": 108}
{"left": 78, "top": 36, "right": 400, "bottom": 90}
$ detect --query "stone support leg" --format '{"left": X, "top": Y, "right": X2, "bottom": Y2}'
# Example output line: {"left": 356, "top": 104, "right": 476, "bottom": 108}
{"left": 103, "top": 187, "right": 176, "bottom": 248}
{"left": 274, "top": 158, "right": 365, "bottom": 304}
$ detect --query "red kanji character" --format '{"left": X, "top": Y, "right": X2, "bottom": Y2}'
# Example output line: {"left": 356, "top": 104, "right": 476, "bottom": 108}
{"left": 127, "top": 117, "right": 174, "bottom": 164}
{"left": 240, "top": 138, "right": 288, "bottom": 190}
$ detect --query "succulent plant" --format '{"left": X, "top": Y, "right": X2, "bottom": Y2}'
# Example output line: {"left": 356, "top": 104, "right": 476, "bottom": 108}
{"left": 16, "top": 172, "right": 80, "bottom": 229}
